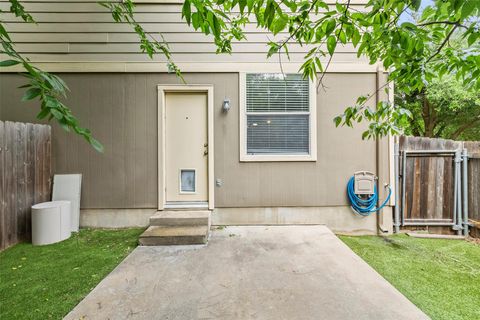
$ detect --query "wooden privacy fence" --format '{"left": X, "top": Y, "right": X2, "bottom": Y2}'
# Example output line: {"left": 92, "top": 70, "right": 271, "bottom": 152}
{"left": 397, "top": 136, "right": 479, "bottom": 236}
{"left": 0, "top": 121, "right": 52, "bottom": 251}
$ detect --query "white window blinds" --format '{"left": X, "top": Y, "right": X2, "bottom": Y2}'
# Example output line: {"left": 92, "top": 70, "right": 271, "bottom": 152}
{"left": 245, "top": 73, "right": 311, "bottom": 155}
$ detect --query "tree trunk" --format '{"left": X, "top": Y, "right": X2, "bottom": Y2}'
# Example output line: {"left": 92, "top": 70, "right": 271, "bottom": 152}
{"left": 421, "top": 94, "right": 437, "bottom": 137}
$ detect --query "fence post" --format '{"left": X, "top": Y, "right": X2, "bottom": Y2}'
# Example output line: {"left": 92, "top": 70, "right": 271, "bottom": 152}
{"left": 462, "top": 148, "right": 469, "bottom": 236}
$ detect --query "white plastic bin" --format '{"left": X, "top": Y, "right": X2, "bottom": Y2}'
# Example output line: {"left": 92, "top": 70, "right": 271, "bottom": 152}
{"left": 31, "top": 201, "right": 71, "bottom": 246}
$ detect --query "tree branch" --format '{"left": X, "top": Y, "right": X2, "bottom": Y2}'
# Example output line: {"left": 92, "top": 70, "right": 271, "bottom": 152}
{"left": 417, "top": 20, "right": 467, "bottom": 29}
{"left": 450, "top": 116, "right": 480, "bottom": 140}
{"left": 278, "top": 0, "right": 320, "bottom": 50}
{"left": 425, "top": 24, "right": 458, "bottom": 64}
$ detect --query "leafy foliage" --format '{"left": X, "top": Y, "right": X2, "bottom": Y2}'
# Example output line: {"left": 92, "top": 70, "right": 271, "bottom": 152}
{"left": 397, "top": 76, "right": 480, "bottom": 140}
{"left": 0, "top": 1, "right": 103, "bottom": 151}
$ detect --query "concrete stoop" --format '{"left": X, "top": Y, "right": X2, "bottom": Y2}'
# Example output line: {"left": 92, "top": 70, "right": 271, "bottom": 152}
{"left": 139, "top": 210, "right": 210, "bottom": 246}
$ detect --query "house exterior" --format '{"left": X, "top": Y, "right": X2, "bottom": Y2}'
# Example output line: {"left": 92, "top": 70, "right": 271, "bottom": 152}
{"left": 0, "top": 0, "right": 395, "bottom": 234}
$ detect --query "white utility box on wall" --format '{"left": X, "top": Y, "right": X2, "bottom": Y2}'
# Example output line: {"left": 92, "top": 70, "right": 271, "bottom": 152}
{"left": 354, "top": 171, "right": 376, "bottom": 195}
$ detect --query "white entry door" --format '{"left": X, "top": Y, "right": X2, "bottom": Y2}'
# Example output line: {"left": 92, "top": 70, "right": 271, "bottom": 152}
{"left": 165, "top": 92, "right": 208, "bottom": 204}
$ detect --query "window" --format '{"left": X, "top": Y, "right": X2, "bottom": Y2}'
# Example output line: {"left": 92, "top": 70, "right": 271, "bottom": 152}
{"left": 240, "top": 73, "right": 317, "bottom": 161}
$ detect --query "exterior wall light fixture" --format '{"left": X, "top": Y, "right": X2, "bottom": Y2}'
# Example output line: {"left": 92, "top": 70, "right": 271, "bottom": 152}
{"left": 222, "top": 99, "right": 231, "bottom": 112}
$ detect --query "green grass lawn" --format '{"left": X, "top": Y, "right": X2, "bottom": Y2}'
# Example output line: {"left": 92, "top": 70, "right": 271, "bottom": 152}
{"left": 340, "top": 234, "right": 480, "bottom": 320}
{"left": 0, "top": 228, "right": 143, "bottom": 320}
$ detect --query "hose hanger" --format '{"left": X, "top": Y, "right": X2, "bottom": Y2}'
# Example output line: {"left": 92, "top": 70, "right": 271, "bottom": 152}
{"left": 347, "top": 171, "right": 392, "bottom": 216}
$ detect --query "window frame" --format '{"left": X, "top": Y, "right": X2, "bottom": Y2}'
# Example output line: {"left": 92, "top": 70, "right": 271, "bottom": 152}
{"left": 239, "top": 72, "right": 317, "bottom": 162}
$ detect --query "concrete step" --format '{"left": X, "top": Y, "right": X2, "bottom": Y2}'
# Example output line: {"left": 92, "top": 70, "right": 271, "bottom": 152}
{"left": 149, "top": 210, "right": 210, "bottom": 227}
{"left": 139, "top": 225, "right": 209, "bottom": 246}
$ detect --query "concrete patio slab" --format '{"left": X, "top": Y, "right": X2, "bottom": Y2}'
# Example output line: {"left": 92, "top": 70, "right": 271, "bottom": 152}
{"left": 65, "top": 226, "right": 429, "bottom": 320}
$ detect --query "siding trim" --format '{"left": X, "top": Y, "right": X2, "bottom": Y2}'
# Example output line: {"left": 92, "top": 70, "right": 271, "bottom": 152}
{"left": 0, "top": 62, "right": 381, "bottom": 73}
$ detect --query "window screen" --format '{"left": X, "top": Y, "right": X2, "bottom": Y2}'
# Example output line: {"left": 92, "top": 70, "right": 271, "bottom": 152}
{"left": 246, "top": 73, "right": 310, "bottom": 155}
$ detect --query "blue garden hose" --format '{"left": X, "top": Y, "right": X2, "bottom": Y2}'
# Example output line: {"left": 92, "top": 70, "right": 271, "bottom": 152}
{"left": 347, "top": 176, "right": 392, "bottom": 216}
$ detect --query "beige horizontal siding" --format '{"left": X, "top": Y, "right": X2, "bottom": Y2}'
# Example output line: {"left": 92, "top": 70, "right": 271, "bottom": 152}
{"left": 11, "top": 32, "right": 110, "bottom": 43}
{"left": 67, "top": 43, "right": 357, "bottom": 54}
{"left": 13, "top": 43, "right": 69, "bottom": 53}
{"left": 10, "top": 32, "right": 284, "bottom": 43}
{"left": 5, "top": 22, "right": 361, "bottom": 34}
{"left": 0, "top": 3, "right": 182, "bottom": 13}
{"left": 2, "top": 12, "right": 187, "bottom": 23}
{"left": 1, "top": 52, "right": 368, "bottom": 63}
{"left": 0, "top": 0, "right": 368, "bottom": 10}
{"left": 1, "top": 0, "right": 369, "bottom": 67}
{"left": 2, "top": 11, "right": 368, "bottom": 23}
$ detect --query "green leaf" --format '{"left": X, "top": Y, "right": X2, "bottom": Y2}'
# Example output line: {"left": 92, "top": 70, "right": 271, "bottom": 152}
{"left": 352, "top": 29, "right": 361, "bottom": 47}
{"left": 400, "top": 22, "right": 416, "bottom": 30}
{"left": 0, "top": 60, "right": 20, "bottom": 67}
{"left": 284, "top": 0, "right": 297, "bottom": 12}
{"left": 356, "top": 96, "right": 367, "bottom": 105}
{"left": 411, "top": 0, "right": 421, "bottom": 11}
{"left": 237, "top": 0, "right": 247, "bottom": 13}
{"left": 89, "top": 137, "right": 105, "bottom": 153}
{"left": 333, "top": 116, "right": 342, "bottom": 127}
{"left": 461, "top": 0, "right": 477, "bottom": 19}
{"left": 49, "top": 108, "right": 64, "bottom": 120}
{"left": 212, "top": 15, "right": 221, "bottom": 38}
{"left": 267, "top": 42, "right": 280, "bottom": 57}
{"left": 467, "top": 32, "right": 477, "bottom": 46}
{"left": 327, "top": 35, "right": 337, "bottom": 56}
{"left": 36, "top": 108, "right": 50, "bottom": 120}
{"left": 272, "top": 15, "right": 288, "bottom": 35}
{"left": 21, "top": 88, "right": 41, "bottom": 101}
{"left": 181, "top": 0, "right": 191, "bottom": 25}
{"left": 317, "top": 1, "right": 329, "bottom": 11}
{"left": 335, "top": 3, "right": 344, "bottom": 13}
{"left": 337, "top": 29, "right": 346, "bottom": 44}
{"left": 0, "top": 23, "right": 12, "bottom": 41}
{"left": 325, "top": 19, "right": 336, "bottom": 35}
{"left": 361, "top": 130, "right": 369, "bottom": 140}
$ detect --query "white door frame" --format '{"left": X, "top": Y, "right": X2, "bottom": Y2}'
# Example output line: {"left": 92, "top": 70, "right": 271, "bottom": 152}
{"left": 157, "top": 85, "right": 214, "bottom": 210}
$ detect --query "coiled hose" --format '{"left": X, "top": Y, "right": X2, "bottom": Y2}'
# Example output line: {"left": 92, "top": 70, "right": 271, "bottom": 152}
{"left": 347, "top": 176, "right": 392, "bottom": 216}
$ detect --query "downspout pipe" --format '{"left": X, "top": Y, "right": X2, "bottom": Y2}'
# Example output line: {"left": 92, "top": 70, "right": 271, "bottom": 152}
{"left": 375, "top": 66, "right": 389, "bottom": 234}
{"left": 462, "top": 148, "right": 469, "bottom": 236}
{"left": 394, "top": 142, "right": 400, "bottom": 233}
